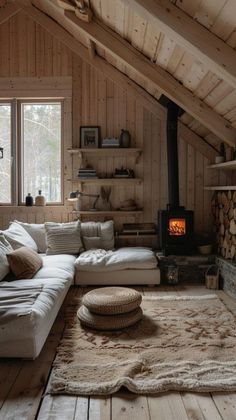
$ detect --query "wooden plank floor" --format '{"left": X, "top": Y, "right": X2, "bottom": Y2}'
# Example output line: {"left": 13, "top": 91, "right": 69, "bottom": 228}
{"left": 1, "top": 284, "right": 236, "bottom": 420}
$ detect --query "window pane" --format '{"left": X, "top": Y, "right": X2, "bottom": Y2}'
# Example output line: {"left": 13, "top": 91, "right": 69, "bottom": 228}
{"left": 0, "top": 104, "right": 11, "bottom": 204}
{"left": 22, "top": 102, "right": 62, "bottom": 203}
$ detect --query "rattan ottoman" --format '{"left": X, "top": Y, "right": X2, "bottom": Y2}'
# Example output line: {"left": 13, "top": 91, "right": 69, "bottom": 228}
{"left": 77, "top": 286, "right": 143, "bottom": 330}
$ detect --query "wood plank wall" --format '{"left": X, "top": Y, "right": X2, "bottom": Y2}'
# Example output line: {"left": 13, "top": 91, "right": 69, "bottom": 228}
{"left": 0, "top": 11, "right": 215, "bottom": 239}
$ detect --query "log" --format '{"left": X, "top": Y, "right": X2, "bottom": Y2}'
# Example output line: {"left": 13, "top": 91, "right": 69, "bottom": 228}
{"left": 217, "top": 192, "right": 222, "bottom": 205}
{"left": 230, "top": 219, "right": 236, "bottom": 235}
{"left": 220, "top": 223, "right": 225, "bottom": 236}
{"left": 230, "top": 244, "right": 236, "bottom": 259}
{"left": 228, "top": 207, "right": 234, "bottom": 220}
{"left": 219, "top": 208, "right": 224, "bottom": 224}
{"left": 228, "top": 190, "right": 232, "bottom": 201}
{"left": 221, "top": 192, "right": 228, "bottom": 207}
{"left": 233, "top": 191, "right": 236, "bottom": 203}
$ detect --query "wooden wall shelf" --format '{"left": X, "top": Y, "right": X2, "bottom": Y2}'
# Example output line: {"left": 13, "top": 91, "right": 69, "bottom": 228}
{"left": 204, "top": 186, "right": 236, "bottom": 191}
{"left": 67, "top": 178, "right": 142, "bottom": 185}
{"left": 67, "top": 147, "right": 142, "bottom": 163}
{"left": 207, "top": 160, "right": 236, "bottom": 170}
{"left": 72, "top": 210, "right": 143, "bottom": 216}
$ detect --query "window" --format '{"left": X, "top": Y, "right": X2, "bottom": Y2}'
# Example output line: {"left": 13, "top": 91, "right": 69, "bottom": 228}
{"left": 0, "top": 103, "right": 12, "bottom": 204}
{"left": 0, "top": 100, "right": 63, "bottom": 205}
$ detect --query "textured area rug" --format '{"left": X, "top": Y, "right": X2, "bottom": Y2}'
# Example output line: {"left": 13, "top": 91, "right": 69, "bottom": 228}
{"left": 49, "top": 294, "right": 236, "bottom": 395}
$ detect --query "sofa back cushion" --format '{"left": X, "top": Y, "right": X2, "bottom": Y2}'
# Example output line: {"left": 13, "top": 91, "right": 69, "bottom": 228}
{"left": 2, "top": 222, "right": 38, "bottom": 252}
{"left": 0, "top": 234, "right": 13, "bottom": 281}
{"left": 14, "top": 221, "right": 46, "bottom": 253}
{"left": 6, "top": 246, "right": 43, "bottom": 279}
{"left": 45, "top": 221, "right": 83, "bottom": 255}
{"left": 81, "top": 221, "right": 114, "bottom": 250}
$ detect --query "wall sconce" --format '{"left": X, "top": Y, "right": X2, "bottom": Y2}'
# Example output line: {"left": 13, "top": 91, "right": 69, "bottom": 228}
{"left": 68, "top": 190, "right": 99, "bottom": 211}
{"left": 0, "top": 148, "right": 3, "bottom": 159}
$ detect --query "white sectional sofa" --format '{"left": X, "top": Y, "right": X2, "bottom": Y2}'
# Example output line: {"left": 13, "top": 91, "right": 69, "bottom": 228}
{"left": 0, "top": 220, "right": 160, "bottom": 359}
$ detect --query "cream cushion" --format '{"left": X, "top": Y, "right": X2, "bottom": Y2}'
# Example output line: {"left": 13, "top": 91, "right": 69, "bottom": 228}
{"left": 45, "top": 221, "right": 83, "bottom": 255}
{"left": 2, "top": 222, "right": 38, "bottom": 252}
{"left": 14, "top": 221, "right": 46, "bottom": 253}
{"left": 83, "top": 286, "right": 142, "bottom": 315}
{"left": 75, "top": 247, "right": 157, "bottom": 272}
{"left": 81, "top": 221, "right": 114, "bottom": 250}
{"left": 78, "top": 305, "right": 143, "bottom": 330}
{"left": 0, "top": 234, "right": 13, "bottom": 281}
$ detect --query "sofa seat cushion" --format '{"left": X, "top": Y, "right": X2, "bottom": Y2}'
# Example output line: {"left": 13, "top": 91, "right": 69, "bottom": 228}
{"left": 0, "top": 277, "right": 71, "bottom": 358}
{"left": 75, "top": 247, "right": 157, "bottom": 272}
{"left": 34, "top": 254, "right": 76, "bottom": 282}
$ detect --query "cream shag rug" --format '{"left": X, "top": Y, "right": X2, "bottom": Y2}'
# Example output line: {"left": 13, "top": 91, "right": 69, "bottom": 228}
{"left": 49, "top": 294, "right": 236, "bottom": 395}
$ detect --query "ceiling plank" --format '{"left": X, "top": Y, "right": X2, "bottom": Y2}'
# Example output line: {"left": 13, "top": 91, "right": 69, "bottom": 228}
{"left": 61, "top": 10, "right": 236, "bottom": 147}
{"left": 17, "top": 0, "right": 218, "bottom": 160}
{"left": 0, "top": 2, "right": 21, "bottom": 25}
{"left": 121, "top": 0, "right": 236, "bottom": 91}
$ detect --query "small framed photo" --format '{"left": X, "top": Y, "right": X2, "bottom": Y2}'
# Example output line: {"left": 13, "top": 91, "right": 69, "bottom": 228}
{"left": 80, "top": 126, "right": 100, "bottom": 148}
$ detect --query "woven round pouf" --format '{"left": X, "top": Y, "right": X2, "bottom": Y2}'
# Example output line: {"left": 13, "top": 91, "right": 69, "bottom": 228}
{"left": 82, "top": 286, "right": 142, "bottom": 315}
{"left": 77, "top": 305, "right": 143, "bottom": 330}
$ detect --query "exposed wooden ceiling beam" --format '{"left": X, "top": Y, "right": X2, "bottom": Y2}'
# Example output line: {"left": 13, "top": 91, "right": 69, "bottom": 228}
{"left": 121, "top": 0, "right": 236, "bottom": 91}
{"left": 17, "top": 0, "right": 219, "bottom": 160}
{"left": 0, "top": 2, "right": 21, "bottom": 25}
{"left": 178, "top": 122, "right": 217, "bottom": 162}
{"left": 61, "top": 10, "right": 236, "bottom": 147}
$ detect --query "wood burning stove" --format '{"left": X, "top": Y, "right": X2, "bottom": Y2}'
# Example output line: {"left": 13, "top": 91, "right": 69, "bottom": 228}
{"left": 158, "top": 206, "right": 194, "bottom": 255}
{"left": 158, "top": 98, "right": 194, "bottom": 255}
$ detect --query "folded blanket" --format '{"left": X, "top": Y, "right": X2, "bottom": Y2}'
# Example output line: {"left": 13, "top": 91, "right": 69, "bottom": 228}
{"left": 0, "top": 284, "right": 43, "bottom": 325}
{"left": 75, "top": 247, "right": 157, "bottom": 272}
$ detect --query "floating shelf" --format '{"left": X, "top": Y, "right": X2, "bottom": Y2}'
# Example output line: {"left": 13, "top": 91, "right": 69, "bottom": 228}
{"left": 67, "top": 178, "right": 142, "bottom": 185}
{"left": 115, "top": 233, "right": 157, "bottom": 239}
{"left": 207, "top": 160, "right": 236, "bottom": 170}
{"left": 204, "top": 186, "right": 236, "bottom": 191}
{"left": 72, "top": 210, "right": 143, "bottom": 216}
{"left": 67, "top": 147, "right": 142, "bottom": 163}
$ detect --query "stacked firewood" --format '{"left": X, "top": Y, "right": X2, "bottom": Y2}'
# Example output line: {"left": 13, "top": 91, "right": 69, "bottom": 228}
{"left": 212, "top": 190, "right": 236, "bottom": 260}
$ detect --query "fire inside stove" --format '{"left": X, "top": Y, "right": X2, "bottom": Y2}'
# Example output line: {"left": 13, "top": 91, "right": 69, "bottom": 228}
{"left": 168, "top": 218, "right": 186, "bottom": 236}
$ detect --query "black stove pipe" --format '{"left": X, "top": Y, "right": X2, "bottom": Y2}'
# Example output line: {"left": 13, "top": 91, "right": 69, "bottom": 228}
{"left": 166, "top": 100, "right": 180, "bottom": 209}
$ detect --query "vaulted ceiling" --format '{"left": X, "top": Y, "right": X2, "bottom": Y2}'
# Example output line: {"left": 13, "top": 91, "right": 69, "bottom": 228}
{"left": 2, "top": 0, "right": 236, "bottom": 155}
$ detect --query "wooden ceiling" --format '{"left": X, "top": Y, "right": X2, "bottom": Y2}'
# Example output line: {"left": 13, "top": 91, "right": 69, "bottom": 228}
{"left": 2, "top": 0, "right": 236, "bottom": 152}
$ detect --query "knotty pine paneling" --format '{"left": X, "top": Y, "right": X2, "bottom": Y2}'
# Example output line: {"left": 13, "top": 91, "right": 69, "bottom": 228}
{"left": 0, "top": 11, "right": 214, "bottom": 238}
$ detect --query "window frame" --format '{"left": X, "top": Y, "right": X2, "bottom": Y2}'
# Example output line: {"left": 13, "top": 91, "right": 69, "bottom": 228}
{"left": 0, "top": 99, "right": 16, "bottom": 206}
{"left": 0, "top": 98, "right": 64, "bottom": 206}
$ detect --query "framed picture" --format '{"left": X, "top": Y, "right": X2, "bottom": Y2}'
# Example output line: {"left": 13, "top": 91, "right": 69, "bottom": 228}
{"left": 80, "top": 126, "right": 100, "bottom": 148}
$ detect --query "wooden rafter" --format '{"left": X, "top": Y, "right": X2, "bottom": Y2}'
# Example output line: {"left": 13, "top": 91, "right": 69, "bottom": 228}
{"left": 0, "top": 2, "right": 21, "bottom": 25}
{"left": 61, "top": 10, "right": 236, "bottom": 147}
{"left": 121, "top": 0, "right": 236, "bottom": 91}
{"left": 16, "top": 0, "right": 219, "bottom": 160}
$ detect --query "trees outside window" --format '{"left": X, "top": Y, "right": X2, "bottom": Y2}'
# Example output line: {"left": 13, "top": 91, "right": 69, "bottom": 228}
{"left": 0, "top": 100, "right": 63, "bottom": 205}
{"left": 21, "top": 102, "right": 62, "bottom": 203}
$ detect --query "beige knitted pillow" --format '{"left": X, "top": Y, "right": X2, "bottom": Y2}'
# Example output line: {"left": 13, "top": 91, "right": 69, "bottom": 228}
{"left": 45, "top": 221, "right": 83, "bottom": 255}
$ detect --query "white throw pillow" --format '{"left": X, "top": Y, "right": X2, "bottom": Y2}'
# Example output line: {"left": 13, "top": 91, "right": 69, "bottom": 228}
{"left": 81, "top": 221, "right": 114, "bottom": 250}
{"left": 14, "top": 221, "right": 46, "bottom": 253}
{"left": 0, "top": 234, "right": 13, "bottom": 281}
{"left": 45, "top": 221, "right": 83, "bottom": 255}
{"left": 2, "top": 222, "right": 38, "bottom": 252}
